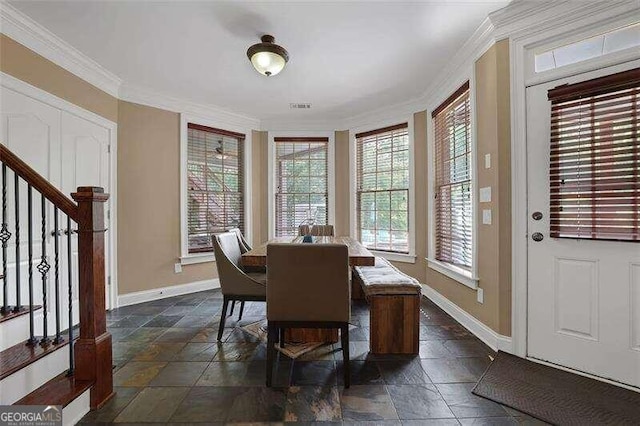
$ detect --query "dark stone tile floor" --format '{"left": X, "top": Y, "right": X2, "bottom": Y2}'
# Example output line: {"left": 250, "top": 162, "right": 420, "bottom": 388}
{"left": 80, "top": 289, "right": 548, "bottom": 425}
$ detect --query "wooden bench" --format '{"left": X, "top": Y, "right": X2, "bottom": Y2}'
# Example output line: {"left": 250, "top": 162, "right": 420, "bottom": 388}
{"left": 352, "top": 257, "right": 422, "bottom": 355}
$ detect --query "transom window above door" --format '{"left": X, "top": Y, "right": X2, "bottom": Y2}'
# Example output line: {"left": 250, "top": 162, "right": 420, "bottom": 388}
{"left": 274, "top": 137, "right": 329, "bottom": 237}
{"left": 356, "top": 123, "right": 410, "bottom": 254}
{"left": 187, "top": 123, "right": 245, "bottom": 253}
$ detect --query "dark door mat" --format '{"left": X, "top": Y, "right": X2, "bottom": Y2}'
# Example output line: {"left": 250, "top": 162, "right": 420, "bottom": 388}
{"left": 472, "top": 351, "right": 640, "bottom": 425}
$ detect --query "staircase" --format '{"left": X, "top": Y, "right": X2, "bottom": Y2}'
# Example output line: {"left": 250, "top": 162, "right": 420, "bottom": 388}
{"left": 0, "top": 143, "right": 112, "bottom": 424}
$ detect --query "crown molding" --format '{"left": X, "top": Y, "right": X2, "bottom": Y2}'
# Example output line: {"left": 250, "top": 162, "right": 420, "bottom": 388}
{"left": 0, "top": 2, "right": 122, "bottom": 98}
{"left": 3, "top": 0, "right": 636, "bottom": 133}
{"left": 119, "top": 83, "right": 261, "bottom": 130}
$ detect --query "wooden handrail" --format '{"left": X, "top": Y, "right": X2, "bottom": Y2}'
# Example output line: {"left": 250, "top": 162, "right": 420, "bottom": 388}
{"left": 0, "top": 143, "right": 78, "bottom": 220}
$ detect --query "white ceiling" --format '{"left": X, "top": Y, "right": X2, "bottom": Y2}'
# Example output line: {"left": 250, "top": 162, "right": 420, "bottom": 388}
{"left": 9, "top": 1, "right": 510, "bottom": 122}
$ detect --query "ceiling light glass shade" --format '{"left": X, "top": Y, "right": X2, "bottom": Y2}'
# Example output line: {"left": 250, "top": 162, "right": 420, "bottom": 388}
{"left": 247, "top": 35, "right": 289, "bottom": 77}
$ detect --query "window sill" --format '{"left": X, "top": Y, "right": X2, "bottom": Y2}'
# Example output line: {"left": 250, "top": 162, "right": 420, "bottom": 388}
{"left": 426, "top": 258, "right": 478, "bottom": 290}
{"left": 371, "top": 250, "right": 416, "bottom": 264}
{"left": 180, "top": 253, "right": 216, "bottom": 265}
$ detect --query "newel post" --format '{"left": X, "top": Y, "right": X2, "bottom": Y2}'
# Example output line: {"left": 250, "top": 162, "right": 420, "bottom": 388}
{"left": 71, "top": 186, "right": 113, "bottom": 409}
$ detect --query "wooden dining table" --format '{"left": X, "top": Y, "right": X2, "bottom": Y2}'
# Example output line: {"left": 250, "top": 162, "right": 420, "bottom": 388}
{"left": 241, "top": 235, "right": 376, "bottom": 268}
{"left": 241, "top": 236, "right": 375, "bottom": 344}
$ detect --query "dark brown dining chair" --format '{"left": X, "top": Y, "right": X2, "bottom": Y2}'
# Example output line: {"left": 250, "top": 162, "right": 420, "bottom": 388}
{"left": 298, "top": 224, "right": 335, "bottom": 236}
{"left": 212, "top": 232, "right": 266, "bottom": 340}
{"left": 266, "top": 243, "right": 350, "bottom": 387}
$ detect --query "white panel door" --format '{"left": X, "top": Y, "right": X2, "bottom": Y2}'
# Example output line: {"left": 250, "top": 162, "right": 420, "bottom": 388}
{"left": 0, "top": 86, "right": 60, "bottom": 334}
{"left": 60, "top": 111, "right": 111, "bottom": 316}
{"left": 527, "top": 61, "right": 640, "bottom": 388}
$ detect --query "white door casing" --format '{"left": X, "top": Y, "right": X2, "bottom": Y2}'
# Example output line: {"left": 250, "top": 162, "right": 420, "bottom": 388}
{"left": 526, "top": 60, "right": 640, "bottom": 388}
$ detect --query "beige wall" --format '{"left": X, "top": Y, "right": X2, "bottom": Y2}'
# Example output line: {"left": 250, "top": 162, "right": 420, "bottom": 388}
{"left": 424, "top": 39, "right": 512, "bottom": 335}
{"left": 334, "top": 130, "right": 351, "bottom": 237}
{"left": 390, "top": 112, "right": 428, "bottom": 284}
{"left": 1, "top": 33, "right": 512, "bottom": 330}
{"left": 251, "top": 130, "right": 269, "bottom": 245}
{"left": 0, "top": 35, "right": 118, "bottom": 122}
{"left": 117, "top": 101, "right": 216, "bottom": 294}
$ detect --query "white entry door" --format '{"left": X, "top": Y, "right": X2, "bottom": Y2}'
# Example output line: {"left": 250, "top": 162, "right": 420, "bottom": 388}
{"left": 527, "top": 61, "right": 640, "bottom": 388}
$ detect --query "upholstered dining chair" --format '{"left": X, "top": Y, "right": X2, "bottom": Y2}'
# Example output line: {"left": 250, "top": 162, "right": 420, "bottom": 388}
{"left": 227, "top": 227, "right": 252, "bottom": 253}
{"left": 212, "top": 232, "right": 266, "bottom": 341}
{"left": 225, "top": 227, "right": 261, "bottom": 317}
{"left": 298, "top": 224, "right": 335, "bottom": 236}
{"left": 266, "top": 243, "right": 350, "bottom": 387}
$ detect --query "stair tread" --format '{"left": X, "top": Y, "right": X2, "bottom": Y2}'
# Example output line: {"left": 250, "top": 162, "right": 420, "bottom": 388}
{"left": 0, "top": 305, "right": 43, "bottom": 324}
{"left": 15, "top": 372, "right": 92, "bottom": 407}
{"left": 0, "top": 335, "right": 73, "bottom": 380}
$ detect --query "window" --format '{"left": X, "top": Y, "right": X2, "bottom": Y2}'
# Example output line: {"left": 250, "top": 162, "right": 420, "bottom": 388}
{"left": 274, "top": 137, "right": 329, "bottom": 237}
{"left": 433, "top": 82, "right": 472, "bottom": 268}
{"left": 356, "top": 123, "right": 410, "bottom": 253}
{"left": 187, "top": 123, "right": 244, "bottom": 253}
{"left": 548, "top": 68, "right": 639, "bottom": 241}
{"left": 535, "top": 23, "right": 640, "bottom": 73}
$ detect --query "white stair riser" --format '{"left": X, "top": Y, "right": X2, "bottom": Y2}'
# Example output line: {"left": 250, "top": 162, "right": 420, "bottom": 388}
{"left": 1, "top": 308, "right": 79, "bottom": 351}
{"left": 0, "top": 346, "right": 69, "bottom": 404}
{"left": 63, "top": 389, "right": 90, "bottom": 426}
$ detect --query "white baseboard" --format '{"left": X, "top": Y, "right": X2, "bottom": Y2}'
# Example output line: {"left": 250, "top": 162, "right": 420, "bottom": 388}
{"left": 421, "top": 283, "right": 513, "bottom": 353}
{"left": 117, "top": 278, "right": 220, "bottom": 308}
{"left": 63, "top": 388, "right": 90, "bottom": 426}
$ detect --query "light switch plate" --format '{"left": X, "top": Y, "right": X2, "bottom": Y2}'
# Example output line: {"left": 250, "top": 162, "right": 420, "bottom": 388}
{"left": 485, "top": 153, "right": 491, "bottom": 169}
{"left": 483, "top": 209, "right": 492, "bottom": 225}
{"left": 480, "top": 187, "right": 492, "bottom": 203}
{"left": 477, "top": 288, "right": 484, "bottom": 304}
{"left": 174, "top": 263, "right": 182, "bottom": 274}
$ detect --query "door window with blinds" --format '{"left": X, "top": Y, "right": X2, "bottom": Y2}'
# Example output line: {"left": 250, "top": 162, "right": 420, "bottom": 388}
{"left": 433, "top": 82, "right": 473, "bottom": 268}
{"left": 548, "top": 68, "right": 639, "bottom": 242}
{"left": 275, "top": 137, "right": 329, "bottom": 237}
{"left": 356, "top": 124, "right": 410, "bottom": 253}
{"left": 187, "top": 123, "right": 245, "bottom": 253}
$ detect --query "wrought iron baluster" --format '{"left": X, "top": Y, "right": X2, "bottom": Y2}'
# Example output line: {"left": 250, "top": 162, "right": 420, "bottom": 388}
{"left": 0, "top": 163, "right": 10, "bottom": 314}
{"left": 38, "top": 194, "right": 50, "bottom": 346}
{"left": 26, "top": 184, "right": 36, "bottom": 345}
{"left": 66, "top": 216, "right": 74, "bottom": 375}
{"left": 53, "top": 207, "right": 61, "bottom": 344}
{"left": 13, "top": 172, "right": 21, "bottom": 313}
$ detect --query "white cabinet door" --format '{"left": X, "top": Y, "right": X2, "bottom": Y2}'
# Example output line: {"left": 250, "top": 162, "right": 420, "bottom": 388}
{"left": 526, "top": 61, "right": 640, "bottom": 388}
{"left": 0, "top": 86, "right": 61, "bottom": 334}
{"left": 0, "top": 86, "right": 114, "bottom": 334}
{"left": 60, "top": 111, "right": 111, "bottom": 324}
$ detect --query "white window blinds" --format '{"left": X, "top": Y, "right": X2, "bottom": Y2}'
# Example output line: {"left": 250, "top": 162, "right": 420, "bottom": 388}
{"left": 274, "top": 137, "right": 329, "bottom": 237}
{"left": 356, "top": 123, "right": 410, "bottom": 253}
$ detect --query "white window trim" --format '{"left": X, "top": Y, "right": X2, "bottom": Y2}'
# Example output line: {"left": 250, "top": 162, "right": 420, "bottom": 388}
{"left": 426, "top": 71, "right": 479, "bottom": 289}
{"left": 179, "top": 113, "right": 253, "bottom": 265}
{"left": 267, "top": 131, "right": 336, "bottom": 239}
{"left": 349, "top": 115, "right": 416, "bottom": 264}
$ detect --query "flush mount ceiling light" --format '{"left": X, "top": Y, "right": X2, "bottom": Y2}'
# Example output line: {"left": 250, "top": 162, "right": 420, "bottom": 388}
{"left": 247, "top": 35, "right": 290, "bottom": 77}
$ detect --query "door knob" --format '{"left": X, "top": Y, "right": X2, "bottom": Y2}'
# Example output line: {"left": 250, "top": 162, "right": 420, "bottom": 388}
{"left": 532, "top": 212, "right": 543, "bottom": 221}
{"left": 532, "top": 232, "right": 544, "bottom": 242}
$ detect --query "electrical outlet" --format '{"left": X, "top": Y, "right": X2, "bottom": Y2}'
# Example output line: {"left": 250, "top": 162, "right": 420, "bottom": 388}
{"left": 477, "top": 287, "right": 484, "bottom": 304}
{"left": 485, "top": 153, "right": 491, "bottom": 169}
{"left": 174, "top": 263, "right": 182, "bottom": 274}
